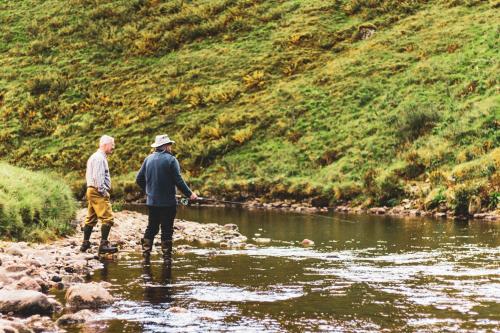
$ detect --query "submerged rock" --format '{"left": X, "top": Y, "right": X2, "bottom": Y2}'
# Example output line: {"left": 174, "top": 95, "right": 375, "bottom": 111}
{"left": 57, "top": 309, "right": 95, "bottom": 327}
{"left": 167, "top": 306, "right": 188, "bottom": 313}
{"left": 65, "top": 283, "right": 114, "bottom": 309}
{"left": 25, "top": 314, "right": 60, "bottom": 333}
{"left": 254, "top": 238, "right": 271, "bottom": 244}
{"left": 301, "top": 239, "right": 315, "bottom": 247}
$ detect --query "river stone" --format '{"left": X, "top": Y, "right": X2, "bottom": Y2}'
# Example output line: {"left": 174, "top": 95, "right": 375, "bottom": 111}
{"left": 61, "top": 275, "right": 85, "bottom": 285}
{"left": 468, "top": 195, "right": 482, "bottom": 215}
{"left": 223, "top": 224, "right": 238, "bottom": 231}
{"left": 65, "top": 283, "right": 114, "bottom": 309}
{"left": 0, "top": 290, "right": 56, "bottom": 316}
{"left": 25, "top": 314, "right": 59, "bottom": 333}
{"left": 301, "top": 239, "right": 315, "bottom": 247}
{"left": 13, "top": 277, "right": 42, "bottom": 292}
{"left": 167, "top": 306, "right": 188, "bottom": 313}
{"left": 4, "top": 264, "right": 28, "bottom": 273}
{"left": 4, "top": 245, "right": 23, "bottom": 257}
{"left": 0, "top": 271, "right": 13, "bottom": 288}
{"left": 0, "top": 318, "right": 31, "bottom": 333}
{"left": 56, "top": 309, "right": 94, "bottom": 327}
{"left": 254, "top": 238, "right": 271, "bottom": 244}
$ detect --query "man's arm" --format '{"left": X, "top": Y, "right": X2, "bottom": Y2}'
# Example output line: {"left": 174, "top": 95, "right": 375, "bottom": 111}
{"left": 136, "top": 159, "right": 147, "bottom": 191}
{"left": 171, "top": 158, "right": 193, "bottom": 197}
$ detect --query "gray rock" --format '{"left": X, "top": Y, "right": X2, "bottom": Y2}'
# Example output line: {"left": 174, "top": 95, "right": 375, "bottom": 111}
{"left": 4, "top": 245, "right": 23, "bottom": 257}
{"left": 0, "top": 290, "right": 56, "bottom": 316}
{"left": 56, "top": 309, "right": 94, "bottom": 327}
{"left": 13, "top": 277, "right": 42, "bottom": 292}
{"left": 0, "top": 318, "right": 31, "bottom": 333}
{"left": 4, "top": 264, "right": 28, "bottom": 273}
{"left": 24, "top": 314, "right": 59, "bottom": 333}
{"left": 0, "top": 271, "right": 13, "bottom": 288}
{"left": 65, "top": 283, "right": 114, "bottom": 309}
{"left": 61, "top": 275, "right": 84, "bottom": 286}
{"left": 468, "top": 195, "right": 482, "bottom": 215}
{"left": 301, "top": 239, "right": 315, "bottom": 247}
{"left": 223, "top": 224, "right": 238, "bottom": 231}
{"left": 254, "top": 238, "right": 271, "bottom": 244}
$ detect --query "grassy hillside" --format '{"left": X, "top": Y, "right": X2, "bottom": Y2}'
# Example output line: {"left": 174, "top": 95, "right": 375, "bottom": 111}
{"left": 0, "top": 0, "right": 498, "bottom": 212}
{"left": 0, "top": 163, "right": 76, "bottom": 241}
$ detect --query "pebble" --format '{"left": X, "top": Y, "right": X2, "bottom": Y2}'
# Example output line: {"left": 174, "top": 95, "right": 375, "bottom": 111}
{"left": 301, "top": 239, "right": 315, "bottom": 247}
{"left": 167, "top": 306, "right": 188, "bottom": 313}
{"left": 254, "top": 238, "right": 272, "bottom": 244}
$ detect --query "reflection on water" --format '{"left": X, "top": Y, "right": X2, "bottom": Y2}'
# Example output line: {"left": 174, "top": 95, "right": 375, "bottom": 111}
{"left": 72, "top": 206, "right": 498, "bottom": 332}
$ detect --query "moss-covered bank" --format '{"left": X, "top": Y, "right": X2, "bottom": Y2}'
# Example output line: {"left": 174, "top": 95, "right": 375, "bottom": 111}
{"left": 0, "top": 163, "right": 77, "bottom": 241}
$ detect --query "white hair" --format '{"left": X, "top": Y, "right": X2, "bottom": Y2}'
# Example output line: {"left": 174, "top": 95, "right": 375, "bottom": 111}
{"left": 99, "top": 135, "right": 114, "bottom": 146}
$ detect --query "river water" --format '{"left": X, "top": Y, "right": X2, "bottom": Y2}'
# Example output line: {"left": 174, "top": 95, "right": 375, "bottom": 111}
{"left": 70, "top": 206, "right": 499, "bottom": 332}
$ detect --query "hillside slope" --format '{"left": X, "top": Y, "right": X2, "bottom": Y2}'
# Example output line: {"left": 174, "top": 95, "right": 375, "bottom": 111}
{"left": 0, "top": 0, "right": 498, "bottom": 212}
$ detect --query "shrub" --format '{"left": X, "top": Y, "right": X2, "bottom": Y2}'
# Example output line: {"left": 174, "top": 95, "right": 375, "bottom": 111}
{"left": 0, "top": 163, "right": 77, "bottom": 241}
{"left": 424, "top": 187, "right": 446, "bottom": 210}
{"left": 243, "top": 70, "right": 266, "bottom": 90}
{"left": 376, "top": 173, "right": 405, "bottom": 205}
{"left": 451, "top": 149, "right": 497, "bottom": 182}
{"left": 26, "top": 73, "right": 68, "bottom": 96}
{"left": 333, "top": 181, "right": 363, "bottom": 202}
{"left": 488, "top": 192, "right": 499, "bottom": 210}
{"left": 396, "top": 104, "right": 441, "bottom": 142}
{"left": 231, "top": 127, "right": 253, "bottom": 144}
{"left": 448, "top": 182, "right": 486, "bottom": 216}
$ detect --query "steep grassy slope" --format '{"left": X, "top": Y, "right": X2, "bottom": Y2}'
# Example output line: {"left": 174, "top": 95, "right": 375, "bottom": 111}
{"left": 0, "top": 163, "right": 76, "bottom": 241}
{"left": 0, "top": 0, "right": 498, "bottom": 212}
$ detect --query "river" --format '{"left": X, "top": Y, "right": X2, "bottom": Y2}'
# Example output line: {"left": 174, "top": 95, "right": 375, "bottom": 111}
{"left": 65, "top": 206, "right": 499, "bottom": 332}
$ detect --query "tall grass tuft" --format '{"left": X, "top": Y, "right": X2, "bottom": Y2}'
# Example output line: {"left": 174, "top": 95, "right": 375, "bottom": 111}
{"left": 0, "top": 163, "right": 77, "bottom": 241}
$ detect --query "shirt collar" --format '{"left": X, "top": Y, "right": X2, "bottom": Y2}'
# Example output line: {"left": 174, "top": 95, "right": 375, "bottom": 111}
{"left": 97, "top": 149, "right": 107, "bottom": 157}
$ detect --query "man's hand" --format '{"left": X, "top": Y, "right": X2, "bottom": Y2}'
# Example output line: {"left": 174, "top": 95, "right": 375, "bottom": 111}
{"left": 190, "top": 193, "right": 198, "bottom": 201}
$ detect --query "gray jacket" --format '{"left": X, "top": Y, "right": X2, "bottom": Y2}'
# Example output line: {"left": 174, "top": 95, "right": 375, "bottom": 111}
{"left": 136, "top": 151, "right": 192, "bottom": 207}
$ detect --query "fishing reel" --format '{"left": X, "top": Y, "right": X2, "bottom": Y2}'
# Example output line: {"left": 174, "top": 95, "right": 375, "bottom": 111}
{"left": 179, "top": 198, "right": 190, "bottom": 206}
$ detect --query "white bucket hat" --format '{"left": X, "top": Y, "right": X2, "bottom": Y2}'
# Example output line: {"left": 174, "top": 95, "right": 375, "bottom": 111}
{"left": 151, "top": 134, "right": 175, "bottom": 148}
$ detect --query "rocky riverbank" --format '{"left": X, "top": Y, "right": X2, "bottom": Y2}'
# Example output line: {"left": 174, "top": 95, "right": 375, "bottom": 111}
{"left": 0, "top": 209, "right": 248, "bottom": 332}
{"left": 201, "top": 198, "right": 499, "bottom": 221}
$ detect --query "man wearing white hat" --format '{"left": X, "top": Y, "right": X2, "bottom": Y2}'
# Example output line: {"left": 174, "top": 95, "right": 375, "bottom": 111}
{"left": 136, "top": 134, "right": 198, "bottom": 263}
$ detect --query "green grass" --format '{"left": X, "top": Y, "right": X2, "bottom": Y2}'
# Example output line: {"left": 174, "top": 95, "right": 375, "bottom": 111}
{"left": 0, "top": 0, "right": 498, "bottom": 211}
{"left": 0, "top": 162, "right": 77, "bottom": 241}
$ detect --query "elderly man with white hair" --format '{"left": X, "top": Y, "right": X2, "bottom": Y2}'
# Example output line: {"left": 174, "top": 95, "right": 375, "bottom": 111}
{"left": 80, "top": 135, "right": 118, "bottom": 254}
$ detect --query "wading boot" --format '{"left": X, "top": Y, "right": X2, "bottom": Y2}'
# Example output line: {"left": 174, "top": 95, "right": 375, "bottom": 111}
{"left": 160, "top": 240, "right": 173, "bottom": 265}
{"left": 98, "top": 224, "right": 118, "bottom": 254}
{"left": 141, "top": 238, "right": 153, "bottom": 259}
{"left": 79, "top": 225, "right": 93, "bottom": 252}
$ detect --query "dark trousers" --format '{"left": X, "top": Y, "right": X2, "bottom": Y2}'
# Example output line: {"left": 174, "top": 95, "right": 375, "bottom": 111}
{"left": 144, "top": 205, "right": 177, "bottom": 242}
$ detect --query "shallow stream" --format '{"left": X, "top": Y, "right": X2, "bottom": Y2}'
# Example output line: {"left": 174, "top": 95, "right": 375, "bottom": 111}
{"left": 66, "top": 206, "right": 499, "bottom": 332}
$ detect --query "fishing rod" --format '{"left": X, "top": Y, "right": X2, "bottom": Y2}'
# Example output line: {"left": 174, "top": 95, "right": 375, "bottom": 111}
{"left": 177, "top": 196, "right": 356, "bottom": 224}
{"left": 176, "top": 195, "right": 245, "bottom": 206}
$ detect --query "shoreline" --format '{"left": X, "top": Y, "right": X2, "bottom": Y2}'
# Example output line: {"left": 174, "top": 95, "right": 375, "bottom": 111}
{"left": 123, "top": 197, "right": 499, "bottom": 222}
{"left": 0, "top": 209, "right": 248, "bottom": 332}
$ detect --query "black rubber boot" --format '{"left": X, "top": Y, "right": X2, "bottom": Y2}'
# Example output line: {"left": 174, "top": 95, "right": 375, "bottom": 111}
{"left": 79, "top": 225, "right": 93, "bottom": 252}
{"left": 161, "top": 240, "right": 173, "bottom": 264}
{"left": 101, "top": 224, "right": 112, "bottom": 240}
{"left": 99, "top": 224, "right": 118, "bottom": 254}
{"left": 141, "top": 238, "right": 153, "bottom": 258}
{"left": 98, "top": 240, "right": 118, "bottom": 254}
